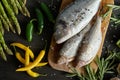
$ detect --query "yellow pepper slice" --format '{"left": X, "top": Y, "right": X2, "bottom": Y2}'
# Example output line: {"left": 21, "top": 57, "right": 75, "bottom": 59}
{"left": 16, "top": 50, "right": 45, "bottom": 71}
{"left": 15, "top": 51, "right": 47, "bottom": 67}
{"left": 11, "top": 43, "right": 34, "bottom": 59}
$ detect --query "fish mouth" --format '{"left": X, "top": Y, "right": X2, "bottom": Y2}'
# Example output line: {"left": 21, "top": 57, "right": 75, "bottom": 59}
{"left": 57, "top": 56, "right": 74, "bottom": 65}
{"left": 54, "top": 23, "right": 72, "bottom": 44}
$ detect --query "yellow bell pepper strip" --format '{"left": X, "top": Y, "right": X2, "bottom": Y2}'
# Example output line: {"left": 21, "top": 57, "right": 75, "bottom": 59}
{"left": 11, "top": 43, "right": 34, "bottom": 59}
{"left": 16, "top": 50, "right": 45, "bottom": 71}
{"left": 15, "top": 51, "right": 47, "bottom": 67}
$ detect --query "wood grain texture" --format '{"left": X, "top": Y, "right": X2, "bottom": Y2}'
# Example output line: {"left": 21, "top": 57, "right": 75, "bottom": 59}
{"left": 48, "top": 0, "right": 114, "bottom": 73}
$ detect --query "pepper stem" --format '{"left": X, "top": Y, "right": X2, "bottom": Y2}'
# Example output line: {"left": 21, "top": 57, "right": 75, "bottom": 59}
{"left": 30, "top": 19, "right": 37, "bottom": 23}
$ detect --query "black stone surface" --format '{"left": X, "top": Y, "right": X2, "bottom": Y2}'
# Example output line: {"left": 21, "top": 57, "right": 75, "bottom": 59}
{"left": 0, "top": 0, "right": 120, "bottom": 80}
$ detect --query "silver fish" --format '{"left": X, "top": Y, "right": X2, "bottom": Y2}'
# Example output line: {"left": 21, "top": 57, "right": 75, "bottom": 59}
{"left": 57, "top": 23, "right": 91, "bottom": 65}
{"left": 54, "top": 0, "right": 101, "bottom": 44}
{"left": 75, "top": 16, "right": 102, "bottom": 68}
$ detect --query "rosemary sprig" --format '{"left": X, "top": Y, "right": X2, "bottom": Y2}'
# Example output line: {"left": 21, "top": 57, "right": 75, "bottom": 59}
{"left": 107, "top": 4, "right": 120, "bottom": 10}
{"left": 66, "top": 50, "right": 117, "bottom": 80}
{"left": 102, "top": 4, "right": 120, "bottom": 19}
{"left": 110, "top": 17, "right": 120, "bottom": 24}
{"left": 96, "top": 54, "right": 115, "bottom": 80}
{"left": 108, "top": 4, "right": 120, "bottom": 25}
{"left": 101, "top": 7, "right": 112, "bottom": 19}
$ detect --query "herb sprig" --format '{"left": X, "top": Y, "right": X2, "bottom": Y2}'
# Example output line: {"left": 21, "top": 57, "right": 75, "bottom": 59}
{"left": 66, "top": 4, "right": 120, "bottom": 80}
{"left": 66, "top": 50, "right": 117, "bottom": 80}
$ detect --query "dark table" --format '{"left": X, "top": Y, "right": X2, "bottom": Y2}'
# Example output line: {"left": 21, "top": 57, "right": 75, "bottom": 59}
{"left": 0, "top": 0, "right": 120, "bottom": 80}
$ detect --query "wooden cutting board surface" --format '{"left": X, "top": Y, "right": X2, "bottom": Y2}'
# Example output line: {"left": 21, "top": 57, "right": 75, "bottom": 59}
{"left": 48, "top": 0, "right": 114, "bottom": 74}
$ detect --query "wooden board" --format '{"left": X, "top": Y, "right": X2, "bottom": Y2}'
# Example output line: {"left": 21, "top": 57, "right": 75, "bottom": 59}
{"left": 48, "top": 0, "right": 114, "bottom": 74}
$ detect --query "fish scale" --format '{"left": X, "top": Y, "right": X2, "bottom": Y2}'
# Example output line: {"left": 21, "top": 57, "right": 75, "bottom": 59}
{"left": 54, "top": 0, "right": 101, "bottom": 44}
{"left": 57, "top": 23, "right": 92, "bottom": 65}
{"left": 76, "top": 16, "right": 102, "bottom": 68}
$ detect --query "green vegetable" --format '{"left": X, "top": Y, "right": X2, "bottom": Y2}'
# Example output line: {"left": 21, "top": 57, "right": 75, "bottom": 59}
{"left": 0, "top": 19, "right": 4, "bottom": 35}
{"left": 26, "top": 19, "right": 36, "bottom": 42}
{"left": 15, "top": 0, "right": 26, "bottom": 16}
{"left": 22, "top": 0, "right": 27, "bottom": 5}
{"left": 2, "top": 0, "right": 21, "bottom": 34}
{"left": 0, "top": 32, "right": 13, "bottom": 55}
{"left": 18, "top": 0, "right": 30, "bottom": 17}
{"left": 7, "top": 0, "right": 18, "bottom": 15}
{"left": 0, "top": 2, "right": 15, "bottom": 33}
{"left": 0, "top": 44, "right": 7, "bottom": 61}
{"left": 0, "top": 15, "right": 9, "bottom": 31}
{"left": 35, "top": 8, "right": 44, "bottom": 35}
{"left": 40, "top": 2, "right": 55, "bottom": 23}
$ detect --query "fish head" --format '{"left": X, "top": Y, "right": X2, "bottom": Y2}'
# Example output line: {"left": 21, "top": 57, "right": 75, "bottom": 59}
{"left": 54, "top": 20, "right": 72, "bottom": 44}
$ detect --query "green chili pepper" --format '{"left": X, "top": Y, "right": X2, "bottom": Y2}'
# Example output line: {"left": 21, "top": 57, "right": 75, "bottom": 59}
{"left": 26, "top": 19, "right": 36, "bottom": 42}
{"left": 40, "top": 2, "right": 55, "bottom": 23}
{"left": 35, "top": 8, "right": 44, "bottom": 35}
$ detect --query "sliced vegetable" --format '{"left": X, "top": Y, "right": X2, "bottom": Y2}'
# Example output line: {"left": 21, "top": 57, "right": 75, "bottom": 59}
{"left": 35, "top": 8, "right": 44, "bottom": 35}
{"left": 40, "top": 2, "right": 55, "bottom": 23}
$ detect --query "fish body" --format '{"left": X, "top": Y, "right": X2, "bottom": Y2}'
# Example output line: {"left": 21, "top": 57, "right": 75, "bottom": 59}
{"left": 54, "top": 0, "right": 101, "bottom": 44}
{"left": 76, "top": 16, "right": 102, "bottom": 68}
{"left": 57, "top": 23, "right": 91, "bottom": 65}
